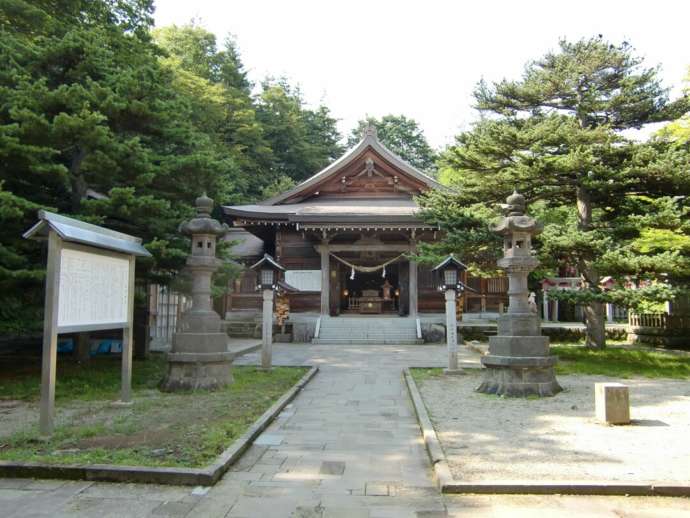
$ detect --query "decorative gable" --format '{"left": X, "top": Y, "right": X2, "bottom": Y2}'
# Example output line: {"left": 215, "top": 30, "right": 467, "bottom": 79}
{"left": 283, "top": 149, "right": 428, "bottom": 202}
{"left": 263, "top": 124, "right": 443, "bottom": 206}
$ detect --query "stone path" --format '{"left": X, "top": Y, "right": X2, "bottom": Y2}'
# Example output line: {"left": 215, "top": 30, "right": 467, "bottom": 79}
{"left": 2, "top": 344, "right": 689, "bottom": 517}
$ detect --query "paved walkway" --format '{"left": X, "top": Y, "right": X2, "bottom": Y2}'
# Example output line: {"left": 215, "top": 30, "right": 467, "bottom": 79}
{"left": 2, "top": 344, "right": 689, "bottom": 517}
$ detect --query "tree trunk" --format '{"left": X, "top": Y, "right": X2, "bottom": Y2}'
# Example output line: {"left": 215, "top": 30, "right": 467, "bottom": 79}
{"left": 69, "top": 147, "right": 87, "bottom": 212}
{"left": 576, "top": 184, "right": 606, "bottom": 348}
{"left": 582, "top": 302, "right": 606, "bottom": 348}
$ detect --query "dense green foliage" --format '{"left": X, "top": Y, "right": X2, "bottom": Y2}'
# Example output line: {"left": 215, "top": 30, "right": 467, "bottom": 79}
{"left": 0, "top": 3, "right": 342, "bottom": 335}
{"left": 420, "top": 37, "right": 690, "bottom": 347}
{"left": 348, "top": 115, "right": 438, "bottom": 173}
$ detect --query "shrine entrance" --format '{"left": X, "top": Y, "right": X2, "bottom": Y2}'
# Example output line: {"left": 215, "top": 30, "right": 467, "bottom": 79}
{"left": 338, "top": 263, "right": 401, "bottom": 315}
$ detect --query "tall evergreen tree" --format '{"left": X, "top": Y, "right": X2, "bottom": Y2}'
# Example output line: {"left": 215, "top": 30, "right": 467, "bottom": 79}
{"left": 0, "top": 1, "right": 239, "bottom": 333}
{"left": 153, "top": 23, "right": 274, "bottom": 199}
{"left": 422, "top": 37, "right": 689, "bottom": 347}
{"left": 256, "top": 79, "right": 342, "bottom": 183}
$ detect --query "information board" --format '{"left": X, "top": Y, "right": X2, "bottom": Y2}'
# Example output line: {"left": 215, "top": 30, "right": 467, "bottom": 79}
{"left": 57, "top": 248, "right": 130, "bottom": 328}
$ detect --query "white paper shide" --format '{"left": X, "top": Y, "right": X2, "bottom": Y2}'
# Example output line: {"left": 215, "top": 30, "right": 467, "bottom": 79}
{"left": 57, "top": 248, "right": 129, "bottom": 328}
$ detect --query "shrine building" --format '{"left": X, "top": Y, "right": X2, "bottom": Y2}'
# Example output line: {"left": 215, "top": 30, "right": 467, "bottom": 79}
{"left": 222, "top": 126, "right": 507, "bottom": 342}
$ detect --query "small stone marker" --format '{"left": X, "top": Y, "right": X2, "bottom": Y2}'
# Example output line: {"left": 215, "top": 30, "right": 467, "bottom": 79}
{"left": 595, "top": 382, "right": 630, "bottom": 425}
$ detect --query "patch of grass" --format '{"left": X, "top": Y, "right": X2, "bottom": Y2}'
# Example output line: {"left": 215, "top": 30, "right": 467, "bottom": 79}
{"left": 0, "top": 365, "right": 308, "bottom": 468}
{"left": 552, "top": 345, "right": 690, "bottom": 379}
{"left": 409, "top": 367, "right": 443, "bottom": 382}
{"left": 0, "top": 355, "right": 167, "bottom": 401}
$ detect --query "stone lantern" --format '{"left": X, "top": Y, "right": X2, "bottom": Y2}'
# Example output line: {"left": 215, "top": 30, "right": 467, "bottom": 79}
{"left": 161, "top": 193, "right": 233, "bottom": 391}
{"left": 476, "top": 191, "right": 562, "bottom": 397}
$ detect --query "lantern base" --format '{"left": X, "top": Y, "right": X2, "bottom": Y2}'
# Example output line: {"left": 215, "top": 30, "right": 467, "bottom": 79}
{"left": 160, "top": 351, "right": 235, "bottom": 392}
{"left": 476, "top": 354, "right": 562, "bottom": 397}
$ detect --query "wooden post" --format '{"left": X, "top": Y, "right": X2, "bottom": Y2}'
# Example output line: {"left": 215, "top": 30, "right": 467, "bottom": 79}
{"left": 75, "top": 332, "right": 90, "bottom": 361}
{"left": 409, "top": 240, "right": 418, "bottom": 318}
{"left": 261, "top": 288, "right": 273, "bottom": 370}
{"left": 40, "top": 231, "right": 62, "bottom": 436}
{"left": 120, "top": 255, "right": 135, "bottom": 403}
{"left": 320, "top": 242, "right": 329, "bottom": 316}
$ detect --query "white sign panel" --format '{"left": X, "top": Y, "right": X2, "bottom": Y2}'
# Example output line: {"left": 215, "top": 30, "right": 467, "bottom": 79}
{"left": 57, "top": 248, "right": 130, "bottom": 328}
{"left": 285, "top": 270, "right": 322, "bottom": 292}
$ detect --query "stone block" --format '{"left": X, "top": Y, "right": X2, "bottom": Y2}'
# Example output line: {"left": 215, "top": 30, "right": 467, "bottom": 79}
{"left": 488, "top": 335, "right": 550, "bottom": 357}
{"left": 497, "top": 313, "right": 540, "bottom": 336}
{"left": 160, "top": 359, "right": 232, "bottom": 391}
{"left": 595, "top": 382, "right": 630, "bottom": 425}
{"left": 172, "top": 332, "right": 228, "bottom": 353}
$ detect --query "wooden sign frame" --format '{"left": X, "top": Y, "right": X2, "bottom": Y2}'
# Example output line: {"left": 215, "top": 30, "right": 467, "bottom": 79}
{"left": 24, "top": 211, "right": 150, "bottom": 436}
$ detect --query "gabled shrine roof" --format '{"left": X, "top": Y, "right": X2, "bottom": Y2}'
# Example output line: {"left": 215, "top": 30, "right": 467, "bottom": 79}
{"left": 260, "top": 125, "right": 443, "bottom": 206}
{"left": 222, "top": 126, "right": 444, "bottom": 225}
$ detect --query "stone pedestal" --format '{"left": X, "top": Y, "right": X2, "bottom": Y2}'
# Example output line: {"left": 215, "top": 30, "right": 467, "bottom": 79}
{"left": 160, "top": 194, "right": 233, "bottom": 392}
{"left": 476, "top": 191, "right": 561, "bottom": 397}
{"left": 160, "top": 332, "right": 235, "bottom": 391}
{"left": 478, "top": 313, "right": 561, "bottom": 396}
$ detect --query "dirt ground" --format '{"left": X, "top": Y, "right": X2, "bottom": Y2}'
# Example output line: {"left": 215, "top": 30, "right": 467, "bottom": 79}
{"left": 418, "top": 371, "right": 690, "bottom": 483}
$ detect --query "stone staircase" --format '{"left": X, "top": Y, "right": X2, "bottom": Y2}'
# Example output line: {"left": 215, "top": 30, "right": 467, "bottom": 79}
{"left": 312, "top": 316, "right": 422, "bottom": 345}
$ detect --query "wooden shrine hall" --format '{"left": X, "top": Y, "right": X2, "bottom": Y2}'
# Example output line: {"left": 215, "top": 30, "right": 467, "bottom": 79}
{"left": 222, "top": 126, "right": 507, "bottom": 339}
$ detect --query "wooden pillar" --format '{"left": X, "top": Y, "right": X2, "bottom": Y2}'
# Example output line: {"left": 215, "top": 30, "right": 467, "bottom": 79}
{"left": 542, "top": 290, "right": 549, "bottom": 321}
{"left": 409, "top": 241, "right": 418, "bottom": 318}
{"left": 320, "top": 242, "right": 329, "bottom": 316}
{"left": 75, "top": 332, "right": 90, "bottom": 361}
{"left": 40, "top": 231, "right": 62, "bottom": 436}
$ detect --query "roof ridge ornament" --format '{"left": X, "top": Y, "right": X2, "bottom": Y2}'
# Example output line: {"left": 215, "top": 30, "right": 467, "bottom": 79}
{"left": 362, "top": 123, "right": 378, "bottom": 139}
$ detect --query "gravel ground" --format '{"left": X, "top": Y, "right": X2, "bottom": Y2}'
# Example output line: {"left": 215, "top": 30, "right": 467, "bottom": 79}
{"left": 418, "top": 371, "right": 690, "bottom": 483}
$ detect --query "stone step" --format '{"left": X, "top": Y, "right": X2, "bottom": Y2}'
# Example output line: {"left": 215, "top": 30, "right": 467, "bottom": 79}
{"left": 315, "top": 316, "right": 420, "bottom": 344}
{"left": 311, "top": 338, "right": 424, "bottom": 345}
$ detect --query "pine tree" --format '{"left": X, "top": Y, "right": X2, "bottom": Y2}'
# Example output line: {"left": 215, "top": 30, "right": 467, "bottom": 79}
{"left": 423, "top": 37, "right": 689, "bottom": 347}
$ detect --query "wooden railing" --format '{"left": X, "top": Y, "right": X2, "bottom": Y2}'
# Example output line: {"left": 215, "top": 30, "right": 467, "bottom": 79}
{"left": 628, "top": 313, "right": 690, "bottom": 330}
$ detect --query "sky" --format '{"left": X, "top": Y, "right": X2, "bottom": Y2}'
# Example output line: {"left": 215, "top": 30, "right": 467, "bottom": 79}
{"left": 154, "top": 0, "right": 690, "bottom": 148}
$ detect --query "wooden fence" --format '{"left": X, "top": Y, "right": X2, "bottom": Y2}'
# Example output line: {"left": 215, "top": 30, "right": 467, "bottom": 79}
{"left": 628, "top": 313, "right": 690, "bottom": 330}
